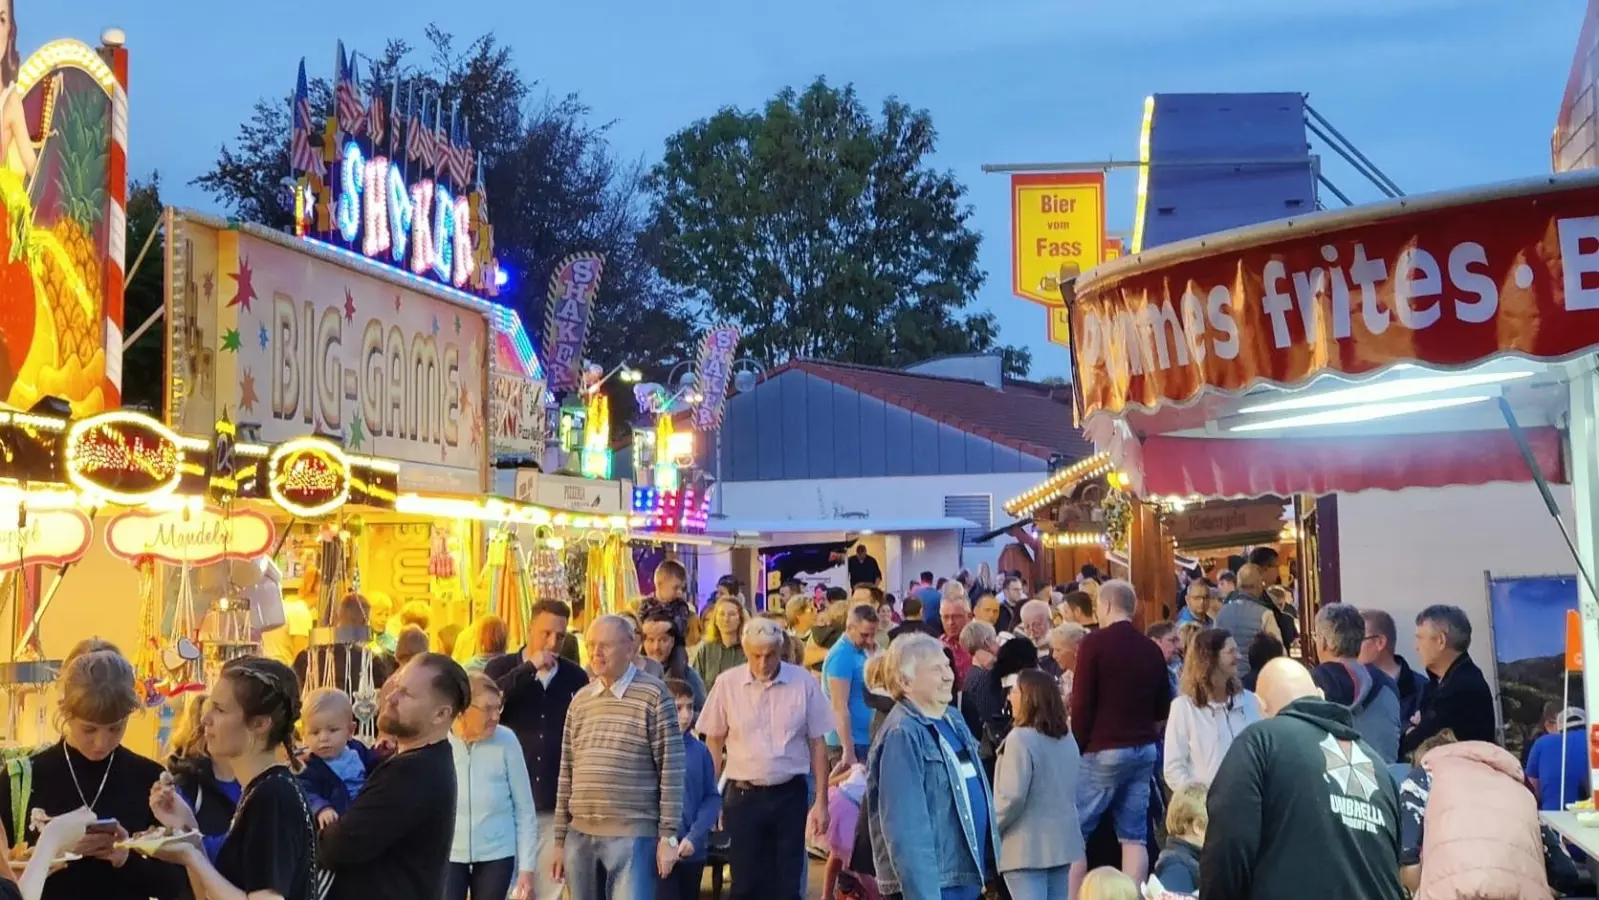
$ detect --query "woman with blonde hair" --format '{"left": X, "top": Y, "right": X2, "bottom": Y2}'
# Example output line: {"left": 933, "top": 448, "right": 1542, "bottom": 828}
{"left": 1164, "top": 628, "right": 1261, "bottom": 790}
{"left": 690, "top": 595, "right": 748, "bottom": 692}
{"left": 1079, "top": 866, "right": 1139, "bottom": 900}
{"left": 0, "top": 647, "right": 187, "bottom": 900}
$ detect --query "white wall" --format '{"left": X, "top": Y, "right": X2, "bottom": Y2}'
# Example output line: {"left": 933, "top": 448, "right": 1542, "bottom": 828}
{"left": 1336, "top": 482, "right": 1576, "bottom": 695}
{"left": 717, "top": 472, "right": 1045, "bottom": 575}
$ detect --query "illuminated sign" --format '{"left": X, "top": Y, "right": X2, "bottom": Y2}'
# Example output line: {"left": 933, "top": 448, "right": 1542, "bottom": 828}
{"left": 268, "top": 437, "right": 353, "bottom": 517}
{"left": 1010, "top": 173, "right": 1106, "bottom": 306}
{"left": 0, "top": 508, "right": 93, "bottom": 571}
{"left": 580, "top": 390, "right": 612, "bottom": 480}
{"left": 105, "top": 505, "right": 276, "bottom": 566}
{"left": 288, "top": 44, "right": 498, "bottom": 297}
{"left": 232, "top": 234, "right": 487, "bottom": 482}
{"left": 64, "top": 412, "right": 186, "bottom": 505}
{"left": 631, "top": 485, "right": 711, "bottom": 533}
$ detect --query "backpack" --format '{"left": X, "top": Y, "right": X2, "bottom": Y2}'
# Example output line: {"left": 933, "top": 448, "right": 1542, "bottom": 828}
{"left": 1340, "top": 661, "right": 1402, "bottom": 764}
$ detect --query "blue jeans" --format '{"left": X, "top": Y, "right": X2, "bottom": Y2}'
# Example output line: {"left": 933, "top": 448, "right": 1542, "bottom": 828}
{"left": 563, "top": 832, "right": 655, "bottom": 900}
{"left": 1076, "top": 744, "right": 1158, "bottom": 844}
{"left": 1004, "top": 866, "right": 1071, "bottom": 900}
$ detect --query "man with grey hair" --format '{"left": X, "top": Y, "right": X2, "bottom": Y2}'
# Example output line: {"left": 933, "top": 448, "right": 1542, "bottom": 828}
{"left": 1013, "top": 599, "right": 1059, "bottom": 677}
{"left": 1068, "top": 579, "right": 1170, "bottom": 891}
{"left": 1308, "top": 604, "right": 1401, "bottom": 763}
{"left": 1401, "top": 604, "right": 1495, "bottom": 756}
{"left": 698, "top": 616, "right": 831, "bottom": 900}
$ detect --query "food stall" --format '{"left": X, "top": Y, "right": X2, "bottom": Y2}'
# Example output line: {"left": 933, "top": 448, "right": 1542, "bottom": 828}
{"left": 1063, "top": 167, "right": 1599, "bottom": 850}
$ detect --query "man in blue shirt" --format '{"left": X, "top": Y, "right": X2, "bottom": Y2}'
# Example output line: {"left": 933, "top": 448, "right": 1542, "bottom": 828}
{"left": 823, "top": 605, "right": 880, "bottom": 772}
{"left": 1527, "top": 703, "right": 1589, "bottom": 812}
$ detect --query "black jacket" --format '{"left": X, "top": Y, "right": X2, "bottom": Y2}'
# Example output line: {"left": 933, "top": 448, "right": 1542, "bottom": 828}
{"left": 487, "top": 654, "right": 590, "bottom": 812}
{"left": 297, "top": 740, "right": 379, "bottom": 816}
{"left": 1200, "top": 698, "right": 1404, "bottom": 900}
{"left": 1390, "top": 654, "right": 1429, "bottom": 726}
{"left": 167, "top": 754, "right": 238, "bottom": 839}
{"left": 319, "top": 739, "right": 456, "bottom": 900}
{"left": 1399, "top": 653, "right": 1496, "bottom": 758}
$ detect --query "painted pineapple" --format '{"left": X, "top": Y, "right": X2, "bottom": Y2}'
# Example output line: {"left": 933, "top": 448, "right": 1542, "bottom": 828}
{"left": 14, "top": 87, "right": 108, "bottom": 413}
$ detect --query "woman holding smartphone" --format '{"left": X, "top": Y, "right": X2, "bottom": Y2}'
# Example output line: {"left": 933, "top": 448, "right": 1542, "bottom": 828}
{"left": 147, "top": 657, "right": 320, "bottom": 900}
{"left": 0, "top": 641, "right": 185, "bottom": 900}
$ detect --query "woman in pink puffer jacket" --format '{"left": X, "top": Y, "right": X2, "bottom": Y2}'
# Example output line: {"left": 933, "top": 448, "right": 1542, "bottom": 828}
{"left": 1415, "top": 741, "right": 1552, "bottom": 900}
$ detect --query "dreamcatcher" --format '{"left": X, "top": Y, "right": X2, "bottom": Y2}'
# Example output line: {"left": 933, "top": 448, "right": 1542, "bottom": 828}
{"left": 131, "top": 557, "right": 165, "bottom": 707}
{"left": 159, "top": 562, "right": 206, "bottom": 698}
{"left": 202, "top": 561, "right": 264, "bottom": 683}
{"left": 305, "top": 526, "right": 378, "bottom": 741}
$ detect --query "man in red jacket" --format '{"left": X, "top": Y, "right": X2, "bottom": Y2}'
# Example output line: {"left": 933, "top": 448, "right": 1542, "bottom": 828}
{"left": 1068, "top": 579, "right": 1172, "bottom": 894}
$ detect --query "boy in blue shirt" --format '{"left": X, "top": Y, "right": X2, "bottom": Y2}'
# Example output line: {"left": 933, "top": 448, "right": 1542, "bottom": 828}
{"left": 1526, "top": 702, "right": 1589, "bottom": 813}
{"left": 660, "top": 678, "right": 721, "bottom": 900}
{"left": 298, "top": 688, "right": 378, "bottom": 826}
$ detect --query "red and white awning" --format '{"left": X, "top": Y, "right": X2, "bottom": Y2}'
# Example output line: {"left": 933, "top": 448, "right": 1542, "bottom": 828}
{"left": 1069, "top": 171, "right": 1599, "bottom": 498}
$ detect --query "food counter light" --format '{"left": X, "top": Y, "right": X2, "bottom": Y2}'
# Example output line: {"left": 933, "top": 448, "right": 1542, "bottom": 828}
{"left": 1230, "top": 395, "right": 1492, "bottom": 433}
{"left": 394, "top": 493, "right": 637, "bottom": 530}
{"left": 1236, "top": 368, "right": 1534, "bottom": 415}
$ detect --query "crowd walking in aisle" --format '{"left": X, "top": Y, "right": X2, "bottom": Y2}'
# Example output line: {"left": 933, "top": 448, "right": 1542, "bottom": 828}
{"left": 0, "top": 554, "right": 1579, "bottom": 900}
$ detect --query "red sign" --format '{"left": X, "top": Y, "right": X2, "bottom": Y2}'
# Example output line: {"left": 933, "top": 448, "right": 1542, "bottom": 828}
{"left": 1071, "top": 179, "right": 1599, "bottom": 420}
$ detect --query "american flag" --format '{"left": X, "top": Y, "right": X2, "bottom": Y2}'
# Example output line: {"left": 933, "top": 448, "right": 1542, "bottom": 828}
{"left": 405, "top": 86, "right": 427, "bottom": 165}
{"left": 433, "top": 96, "right": 450, "bottom": 178}
{"left": 414, "top": 95, "right": 439, "bottom": 170}
{"left": 453, "top": 119, "right": 474, "bottom": 188}
{"left": 366, "top": 62, "right": 386, "bottom": 147}
{"left": 334, "top": 42, "right": 366, "bottom": 136}
{"left": 290, "top": 59, "right": 325, "bottom": 177}
{"left": 446, "top": 106, "right": 468, "bottom": 187}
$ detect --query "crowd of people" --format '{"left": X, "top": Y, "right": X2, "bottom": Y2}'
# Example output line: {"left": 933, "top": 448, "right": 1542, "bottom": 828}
{"left": 0, "top": 552, "right": 1582, "bottom": 900}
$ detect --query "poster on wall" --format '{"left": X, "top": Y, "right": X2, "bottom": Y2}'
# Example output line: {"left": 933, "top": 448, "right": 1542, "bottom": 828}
{"left": 229, "top": 233, "right": 488, "bottom": 483}
{"left": 1, "top": 37, "right": 128, "bottom": 415}
{"left": 1487, "top": 574, "right": 1582, "bottom": 757}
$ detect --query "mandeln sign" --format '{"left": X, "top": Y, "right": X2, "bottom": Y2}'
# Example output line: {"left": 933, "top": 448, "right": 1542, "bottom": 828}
{"left": 1070, "top": 179, "right": 1599, "bottom": 420}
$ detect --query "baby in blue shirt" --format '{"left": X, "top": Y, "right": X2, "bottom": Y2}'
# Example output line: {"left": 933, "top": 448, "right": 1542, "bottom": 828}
{"left": 298, "top": 688, "right": 377, "bottom": 827}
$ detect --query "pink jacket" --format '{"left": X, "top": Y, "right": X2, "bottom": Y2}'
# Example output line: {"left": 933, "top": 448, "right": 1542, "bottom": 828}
{"left": 1416, "top": 741, "right": 1551, "bottom": 900}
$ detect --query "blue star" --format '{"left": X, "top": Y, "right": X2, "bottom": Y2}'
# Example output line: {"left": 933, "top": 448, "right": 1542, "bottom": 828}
{"left": 257, "top": 324, "right": 269, "bottom": 349}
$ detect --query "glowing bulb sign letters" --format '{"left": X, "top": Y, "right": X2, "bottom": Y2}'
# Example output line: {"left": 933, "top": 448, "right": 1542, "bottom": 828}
{"left": 336, "top": 142, "right": 475, "bottom": 290}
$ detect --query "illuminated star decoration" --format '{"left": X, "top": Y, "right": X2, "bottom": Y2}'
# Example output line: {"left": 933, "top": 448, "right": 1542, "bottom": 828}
{"left": 220, "top": 328, "right": 241, "bottom": 352}
{"left": 257, "top": 324, "right": 269, "bottom": 349}
{"left": 343, "top": 289, "right": 357, "bottom": 323}
{"left": 1320, "top": 734, "right": 1380, "bottom": 802}
{"left": 227, "top": 257, "right": 257, "bottom": 312}
{"left": 348, "top": 412, "right": 366, "bottom": 450}
{"left": 239, "top": 369, "right": 259, "bottom": 412}
{"left": 431, "top": 315, "right": 440, "bottom": 336}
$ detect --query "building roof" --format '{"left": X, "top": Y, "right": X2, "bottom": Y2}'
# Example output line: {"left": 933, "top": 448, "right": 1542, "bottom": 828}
{"left": 759, "top": 360, "right": 1095, "bottom": 462}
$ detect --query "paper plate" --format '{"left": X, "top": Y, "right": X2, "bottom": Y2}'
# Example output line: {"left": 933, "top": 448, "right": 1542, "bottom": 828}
{"left": 116, "top": 830, "right": 198, "bottom": 856}
{"left": 8, "top": 851, "right": 80, "bottom": 871}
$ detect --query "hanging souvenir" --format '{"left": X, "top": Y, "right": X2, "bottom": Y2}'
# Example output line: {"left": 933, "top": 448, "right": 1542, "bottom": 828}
{"left": 130, "top": 557, "right": 165, "bottom": 708}
{"left": 160, "top": 562, "right": 206, "bottom": 698}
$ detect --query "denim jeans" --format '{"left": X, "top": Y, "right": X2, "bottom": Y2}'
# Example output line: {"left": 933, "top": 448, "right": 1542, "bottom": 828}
{"left": 1075, "top": 743, "right": 1158, "bottom": 843}
{"left": 563, "top": 832, "right": 655, "bottom": 900}
{"left": 1003, "top": 865, "right": 1071, "bottom": 900}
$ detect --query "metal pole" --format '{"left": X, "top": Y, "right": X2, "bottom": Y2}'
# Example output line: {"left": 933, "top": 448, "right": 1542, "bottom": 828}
{"left": 980, "top": 158, "right": 1315, "bottom": 175}
{"left": 1305, "top": 121, "right": 1397, "bottom": 199}
{"left": 1496, "top": 396, "right": 1599, "bottom": 602}
{"left": 123, "top": 214, "right": 162, "bottom": 290}
{"left": 122, "top": 306, "right": 165, "bottom": 351}
{"left": 1317, "top": 174, "right": 1355, "bottom": 208}
{"left": 1304, "top": 103, "right": 1405, "bottom": 197}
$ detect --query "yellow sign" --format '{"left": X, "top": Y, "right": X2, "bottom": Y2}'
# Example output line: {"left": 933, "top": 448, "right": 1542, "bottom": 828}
{"left": 1104, "top": 237, "right": 1124, "bottom": 261}
{"left": 1010, "top": 174, "right": 1105, "bottom": 306}
{"left": 1047, "top": 307, "right": 1071, "bottom": 348}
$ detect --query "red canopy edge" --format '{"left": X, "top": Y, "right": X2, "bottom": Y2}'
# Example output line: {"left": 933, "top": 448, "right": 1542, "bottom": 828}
{"left": 1140, "top": 428, "right": 1566, "bottom": 499}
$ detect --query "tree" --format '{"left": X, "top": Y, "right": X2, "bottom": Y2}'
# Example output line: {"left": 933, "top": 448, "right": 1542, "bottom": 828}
{"left": 121, "top": 173, "right": 164, "bottom": 413}
{"left": 646, "top": 78, "right": 1031, "bottom": 377}
{"left": 194, "top": 29, "right": 692, "bottom": 382}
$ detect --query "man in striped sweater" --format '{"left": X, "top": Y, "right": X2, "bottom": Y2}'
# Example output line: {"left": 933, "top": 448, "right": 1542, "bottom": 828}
{"left": 552, "top": 615, "right": 685, "bottom": 900}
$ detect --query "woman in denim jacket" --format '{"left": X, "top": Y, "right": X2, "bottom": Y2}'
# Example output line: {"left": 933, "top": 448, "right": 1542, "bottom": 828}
{"left": 865, "top": 632, "right": 1001, "bottom": 900}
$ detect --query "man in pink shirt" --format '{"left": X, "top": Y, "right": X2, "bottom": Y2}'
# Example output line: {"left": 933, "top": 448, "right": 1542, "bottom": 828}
{"left": 938, "top": 595, "right": 974, "bottom": 685}
{"left": 699, "top": 617, "right": 832, "bottom": 900}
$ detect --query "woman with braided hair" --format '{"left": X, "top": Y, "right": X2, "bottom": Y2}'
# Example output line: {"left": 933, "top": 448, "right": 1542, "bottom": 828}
{"left": 148, "top": 656, "right": 321, "bottom": 900}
